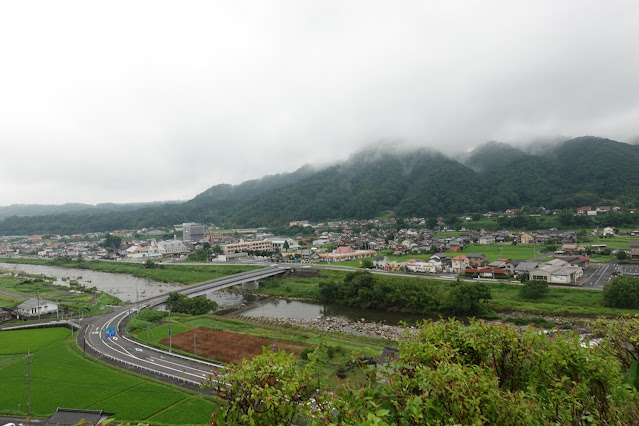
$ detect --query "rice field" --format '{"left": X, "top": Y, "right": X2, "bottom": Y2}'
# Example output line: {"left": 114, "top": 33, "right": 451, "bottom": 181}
{"left": 0, "top": 327, "right": 218, "bottom": 424}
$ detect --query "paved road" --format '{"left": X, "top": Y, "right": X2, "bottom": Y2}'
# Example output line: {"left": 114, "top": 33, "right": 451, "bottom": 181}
{"left": 82, "top": 306, "right": 219, "bottom": 388}
{"left": 76, "top": 266, "right": 290, "bottom": 389}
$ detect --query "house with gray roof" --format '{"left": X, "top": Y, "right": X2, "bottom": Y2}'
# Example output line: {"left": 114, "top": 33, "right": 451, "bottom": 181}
{"left": 46, "top": 407, "right": 114, "bottom": 425}
{"left": 15, "top": 297, "right": 58, "bottom": 319}
{"left": 514, "top": 261, "right": 539, "bottom": 277}
{"left": 529, "top": 260, "right": 584, "bottom": 285}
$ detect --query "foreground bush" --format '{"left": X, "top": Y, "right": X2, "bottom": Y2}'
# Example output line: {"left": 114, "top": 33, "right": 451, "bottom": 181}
{"left": 204, "top": 318, "right": 639, "bottom": 425}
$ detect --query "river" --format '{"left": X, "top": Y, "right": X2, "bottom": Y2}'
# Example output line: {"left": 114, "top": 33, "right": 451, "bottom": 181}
{"left": 3, "top": 263, "right": 429, "bottom": 325}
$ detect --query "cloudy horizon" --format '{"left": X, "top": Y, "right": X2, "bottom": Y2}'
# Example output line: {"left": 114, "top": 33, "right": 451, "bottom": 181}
{"left": 1, "top": 1, "right": 638, "bottom": 206}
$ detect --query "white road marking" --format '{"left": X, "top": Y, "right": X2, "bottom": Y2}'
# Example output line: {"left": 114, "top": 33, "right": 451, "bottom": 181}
{"left": 148, "top": 356, "right": 210, "bottom": 376}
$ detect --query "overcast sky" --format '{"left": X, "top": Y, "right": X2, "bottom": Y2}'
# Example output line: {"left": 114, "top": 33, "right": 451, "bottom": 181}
{"left": 1, "top": 1, "right": 638, "bottom": 206}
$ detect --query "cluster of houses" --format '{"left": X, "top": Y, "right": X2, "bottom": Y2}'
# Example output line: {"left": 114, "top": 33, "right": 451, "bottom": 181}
{"left": 371, "top": 253, "right": 588, "bottom": 285}
{"left": 0, "top": 233, "right": 108, "bottom": 259}
{"left": 483, "top": 206, "right": 639, "bottom": 217}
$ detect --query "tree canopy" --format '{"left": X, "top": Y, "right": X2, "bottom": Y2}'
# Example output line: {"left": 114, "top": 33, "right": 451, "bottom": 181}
{"left": 165, "top": 292, "right": 218, "bottom": 315}
{"left": 603, "top": 276, "right": 639, "bottom": 309}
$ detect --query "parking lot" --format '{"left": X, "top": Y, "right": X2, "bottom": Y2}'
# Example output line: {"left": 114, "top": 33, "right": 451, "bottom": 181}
{"left": 583, "top": 261, "right": 639, "bottom": 289}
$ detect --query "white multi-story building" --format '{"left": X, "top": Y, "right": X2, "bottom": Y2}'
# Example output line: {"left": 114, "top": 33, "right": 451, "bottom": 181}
{"left": 221, "top": 240, "right": 274, "bottom": 255}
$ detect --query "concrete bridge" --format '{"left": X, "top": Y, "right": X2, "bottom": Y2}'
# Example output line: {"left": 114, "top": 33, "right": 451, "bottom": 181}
{"left": 143, "top": 266, "right": 290, "bottom": 308}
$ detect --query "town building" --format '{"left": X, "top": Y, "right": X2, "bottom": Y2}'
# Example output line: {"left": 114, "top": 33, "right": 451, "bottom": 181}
{"left": 148, "top": 239, "right": 190, "bottom": 256}
{"left": 319, "top": 247, "right": 376, "bottom": 262}
{"left": 451, "top": 255, "right": 469, "bottom": 274}
{"left": 529, "top": 259, "right": 584, "bottom": 285}
{"left": 221, "top": 240, "right": 274, "bottom": 255}
{"left": 183, "top": 223, "right": 205, "bottom": 241}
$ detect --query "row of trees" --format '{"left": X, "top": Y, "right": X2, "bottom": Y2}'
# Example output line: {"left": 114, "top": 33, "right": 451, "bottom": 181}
{"left": 204, "top": 316, "right": 639, "bottom": 425}
{"left": 318, "top": 271, "right": 492, "bottom": 315}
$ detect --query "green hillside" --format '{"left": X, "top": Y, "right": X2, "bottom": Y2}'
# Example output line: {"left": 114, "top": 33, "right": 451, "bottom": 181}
{"left": 1, "top": 136, "right": 638, "bottom": 234}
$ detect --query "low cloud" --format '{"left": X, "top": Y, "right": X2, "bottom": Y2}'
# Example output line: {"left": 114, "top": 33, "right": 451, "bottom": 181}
{"left": 1, "top": 1, "right": 638, "bottom": 205}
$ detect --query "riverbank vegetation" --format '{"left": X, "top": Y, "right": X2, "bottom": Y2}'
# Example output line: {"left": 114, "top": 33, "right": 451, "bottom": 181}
{"left": 256, "top": 270, "right": 639, "bottom": 319}
{"left": 166, "top": 291, "right": 218, "bottom": 315}
{"left": 0, "top": 327, "right": 217, "bottom": 423}
{"left": 319, "top": 271, "right": 492, "bottom": 316}
{"left": 0, "top": 257, "right": 260, "bottom": 284}
{"left": 0, "top": 270, "right": 124, "bottom": 317}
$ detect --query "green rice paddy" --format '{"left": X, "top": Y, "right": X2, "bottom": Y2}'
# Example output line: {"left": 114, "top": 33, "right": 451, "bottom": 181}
{"left": 0, "top": 327, "right": 218, "bottom": 424}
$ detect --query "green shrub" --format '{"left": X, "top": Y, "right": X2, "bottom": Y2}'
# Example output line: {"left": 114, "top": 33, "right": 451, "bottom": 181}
{"left": 603, "top": 276, "right": 639, "bottom": 309}
{"left": 519, "top": 280, "right": 549, "bottom": 299}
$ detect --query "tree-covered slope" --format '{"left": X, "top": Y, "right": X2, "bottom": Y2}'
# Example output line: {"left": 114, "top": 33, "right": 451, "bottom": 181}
{"left": 553, "top": 136, "right": 639, "bottom": 200}
{"left": 1, "top": 136, "right": 638, "bottom": 234}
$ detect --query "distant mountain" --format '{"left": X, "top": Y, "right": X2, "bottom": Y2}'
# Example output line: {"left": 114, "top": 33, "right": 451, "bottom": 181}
{"left": 0, "top": 201, "right": 174, "bottom": 220}
{"left": 1, "top": 136, "right": 638, "bottom": 234}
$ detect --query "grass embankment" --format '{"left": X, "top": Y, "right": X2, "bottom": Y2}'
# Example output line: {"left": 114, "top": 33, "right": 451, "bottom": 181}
{"left": 254, "top": 270, "right": 639, "bottom": 319}
{"left": 130, "top": 312, "right": 387, "bottom": 388}
{"left": 0, "top": 327, "right": 218, "bottom": 424}
{"left": 0, "top": 258, "right": 260, "bottom": 284}
{"left": 0, "top": 293, "right": 25, "bottom": 309}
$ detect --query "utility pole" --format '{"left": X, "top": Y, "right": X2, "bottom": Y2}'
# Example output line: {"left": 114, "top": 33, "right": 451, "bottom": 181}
{"left": 168, "top": 309, "right": 172, "bottom": 353}
{"left": 25, "top": 350, "right": 31, "bottom": 419}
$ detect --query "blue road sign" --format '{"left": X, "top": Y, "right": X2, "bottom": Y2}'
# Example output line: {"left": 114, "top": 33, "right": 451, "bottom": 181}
{"left": 105, "top": 327, "right": 116, "bottom": 338}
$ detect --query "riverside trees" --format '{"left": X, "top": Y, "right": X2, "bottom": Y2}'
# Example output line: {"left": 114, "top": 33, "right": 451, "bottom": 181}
{"left": 318, "top": 271, "right": 491, "bottom": 315}
{"left": 165, "top": 292, "right": 218, "bottom": 315}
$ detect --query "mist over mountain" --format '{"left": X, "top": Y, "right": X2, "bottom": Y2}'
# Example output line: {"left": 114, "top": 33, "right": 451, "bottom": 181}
{"left": 1, "top": 136, "right": 638, "bottom": 235}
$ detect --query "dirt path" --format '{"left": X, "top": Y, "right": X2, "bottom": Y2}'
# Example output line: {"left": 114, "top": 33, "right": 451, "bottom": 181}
{"left": 0, "top": 288, "right": 27, "bottom": 299}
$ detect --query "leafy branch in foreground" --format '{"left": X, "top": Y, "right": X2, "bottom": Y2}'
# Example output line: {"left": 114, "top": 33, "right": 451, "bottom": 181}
{"left": 202, "top": 348, "right": 320, "bottom": 425}
{"left": 203, "top": 318, "right": 639, "bottom": 425}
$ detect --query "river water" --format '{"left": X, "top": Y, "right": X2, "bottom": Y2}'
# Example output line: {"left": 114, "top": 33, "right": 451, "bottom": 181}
{"left": 2, "top": 264, "right": 429, "bottom": 325}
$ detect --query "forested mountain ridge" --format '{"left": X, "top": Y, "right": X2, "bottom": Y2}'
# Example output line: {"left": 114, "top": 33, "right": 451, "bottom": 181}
{"left": 1, "top": 136, "right": 638, "bottom": 234}
{"left": 0, "top": 201, "right": 175, "bottom": 221}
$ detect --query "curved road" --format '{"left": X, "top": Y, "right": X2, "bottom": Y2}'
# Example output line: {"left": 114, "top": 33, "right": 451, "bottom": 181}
{"left": 83, "top": 305, "right": 220, "bottom": 387}
{"left": 78, "top": 267, "right": 289, "bottom": 390}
